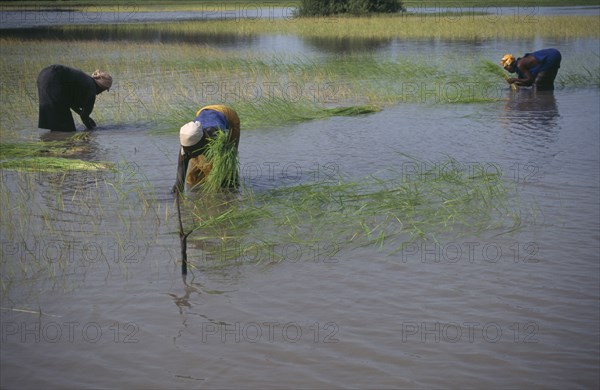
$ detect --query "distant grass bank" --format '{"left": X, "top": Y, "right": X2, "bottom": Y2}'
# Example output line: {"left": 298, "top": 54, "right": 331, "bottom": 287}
{"left": 0, "top": 0, "right": 598, "bottom": 12}
{"left": 42, "top": 15, "right": 599, "bottom": 40}
{"left": 403, "top": 0, "right": 600, "bottom": 6}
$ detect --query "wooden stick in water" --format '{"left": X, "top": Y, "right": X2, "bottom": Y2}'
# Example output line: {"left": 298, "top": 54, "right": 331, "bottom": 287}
{"left": 175, "top": 190, "right": 188, "bottom": 275}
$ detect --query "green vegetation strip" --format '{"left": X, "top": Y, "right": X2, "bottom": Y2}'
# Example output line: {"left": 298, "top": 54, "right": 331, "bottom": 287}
{"left": 180, "top": 157, "right": 523, "bottom": 266}
{"left": 53, "top": 15, "right": 599, "bottom": 39}
{"left": 0, "top": 133, "right": 112, "bottom": 172}
{"left": 0, "top": 0, "right": 300, "bottom": 12}
{"left": 159, "top": 99, "right": 380, "bottom": 136}
{"left": 1, "top": 1, "right": 597, "bottom": 12}
{"left": 0, "top": 157, "right": 111, "bottom": 172}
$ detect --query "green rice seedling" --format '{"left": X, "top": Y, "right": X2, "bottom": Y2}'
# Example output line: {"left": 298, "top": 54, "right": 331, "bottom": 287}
{"left": 0, "top": 157, "right": 111, "bottom": 172}
{"left": 556, "top": 62, "right": 600, "bottom": 88}
{"left": 199, "top": 130, "right": 240, "bottom": 193}
{"left": 0, "top": 134, "right": 109, "bottom": 172}
{"left": 322, "top": 105, "right": 380, "bottom": 116}
{"left": 180, "top": 155, "right": 525, "bottom": 268}
{"left": 0, "top": 134, "right": 92, "bottom": 160}
{"left": 0, "top": 142, "right": 64, "bottom": 159}
{"left": 480, "top": 60, "right": 517, "bottom": 91}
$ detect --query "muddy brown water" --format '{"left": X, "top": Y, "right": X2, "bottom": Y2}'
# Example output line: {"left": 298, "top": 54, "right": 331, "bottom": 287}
{"left": 1, "top": 10, "right": 599, "bottom": 390}
{"left": 1, "top": 88, "right": 598, "bottom": 389}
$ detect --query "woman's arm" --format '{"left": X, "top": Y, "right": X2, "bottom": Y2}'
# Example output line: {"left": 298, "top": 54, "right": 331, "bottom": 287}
{"left": 79, "top": 93, "right": 97, "bottom": 129}
{"left": 508, "top": 55, "right": 537, "bottom": 86}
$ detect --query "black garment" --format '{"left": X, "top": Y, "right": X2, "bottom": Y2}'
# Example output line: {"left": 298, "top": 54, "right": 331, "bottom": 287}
{"left": 37, "top": 64, "right": 97, "bottom": 132}
{"left": 534, "top": 69, "right": 560, "bottom": 91}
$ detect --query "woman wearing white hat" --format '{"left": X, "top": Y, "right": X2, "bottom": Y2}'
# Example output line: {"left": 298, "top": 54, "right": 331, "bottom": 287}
{"left": 37, "top": 64, "right": 112, "bottom": 132}
{"left": 172, "top": 104, "right": 240, "bottom": 193}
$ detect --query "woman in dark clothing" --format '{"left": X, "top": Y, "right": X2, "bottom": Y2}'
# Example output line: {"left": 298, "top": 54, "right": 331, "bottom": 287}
{"left": 500, "top": 48, "right": 562, "bottom": 91}
{"left": 37, "top": 64, "right": 112, "bottom": 132}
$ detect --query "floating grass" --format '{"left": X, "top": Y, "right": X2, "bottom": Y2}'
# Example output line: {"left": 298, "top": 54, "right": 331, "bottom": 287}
{"left": 0, "top": 134, "right": 91, "bottom": 159}
{"left": 323, "top": 105, "right": 380, "bottom": 116}
{"left": 0, "top": 157, "right": 111, "bottom": 172}
{"left": 0, "top": 133, "right": 110, "bottom": 172}
{"left": 179, "top": 156, "right": 525, "bottom": 266}
{"left": 235, "top": 99, "right": 380, "bottom": 129}
{"left": 156, "top": 97, "right": 380, "bottom": 136}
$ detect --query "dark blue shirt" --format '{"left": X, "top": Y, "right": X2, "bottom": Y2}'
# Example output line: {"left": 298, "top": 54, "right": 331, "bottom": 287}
{"left": 517, "top": 48, "right": 562, "bottom": 79}
{"left": 194, "top": 109, "right": 228, "bottom": 130}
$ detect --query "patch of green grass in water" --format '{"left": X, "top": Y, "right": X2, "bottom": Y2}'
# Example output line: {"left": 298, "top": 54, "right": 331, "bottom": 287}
{"left": 0, "top": 157, "right": 112, "bottom": 172}
{"left": 155, "top": 97, "right": 380, "bottom": 135}
{"left": 0, "top": 133, "right": 112, "bottom": 172}
{"left": 180, "top": 156, "right": 524, "bottom": 266}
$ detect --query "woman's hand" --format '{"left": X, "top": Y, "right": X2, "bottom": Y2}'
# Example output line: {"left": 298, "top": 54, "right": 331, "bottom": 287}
{"left": 83, "top": 117, "right": 97, "bottom": 129}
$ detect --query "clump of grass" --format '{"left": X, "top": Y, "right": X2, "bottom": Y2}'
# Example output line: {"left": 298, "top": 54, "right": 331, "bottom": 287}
{"left": 0, "top": 157, "right": 111, "bottom": 172}
{"left": 233, "top": 99, "right": 380, "bottom": 130}
{"left": 557, "top": 63, "right": 600, "bottom": 88}
{"left": 200, "top": 130, "right": 240, "bottom": 193}
{"left": 0, "top": 135, "right": 91, "bottom": 159}
{"left": 0, "top": 133, "right": 109, "bottom": 172}
{"left": 156, "top": 98, "right": 380, "bottom": 136}
{"left": 323, "top": 105, "right": 380, "bottom": 116}
{"left": 180, "top": 156, "right": 524, "bottom": 266}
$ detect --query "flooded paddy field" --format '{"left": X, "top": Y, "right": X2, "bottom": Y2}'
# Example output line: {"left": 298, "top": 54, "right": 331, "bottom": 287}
{"left": 1, "top": 6, "right": 599, "bottom": 389}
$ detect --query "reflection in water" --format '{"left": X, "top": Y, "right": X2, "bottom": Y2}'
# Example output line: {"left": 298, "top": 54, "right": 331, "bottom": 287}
{"left": 1, "top": 26, "right": 255, "bottom": 47}
{"left": 501, "top": 89, "right": 560, "bottom": 145}
{"left": 302, "top": 36, "right": 392, "bottom": 54}
{"left": 4, "top": 26, "right": 394, "bottom": 55}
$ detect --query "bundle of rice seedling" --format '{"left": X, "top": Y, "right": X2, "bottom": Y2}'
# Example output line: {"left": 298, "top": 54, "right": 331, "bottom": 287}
{"left": 0, "top": 157, "right": 111, "bottom": 172}
{"left": 0, "top": 133, "right": 92, "bottom": 160}
{"left": 200, "top": 130, "right": 239, "bottom": 193}
{"left": 323, "top": 105, "right": 381, "bottom": 117}
{"left": 480, "top": 59, "right": 517, "bottom": 91}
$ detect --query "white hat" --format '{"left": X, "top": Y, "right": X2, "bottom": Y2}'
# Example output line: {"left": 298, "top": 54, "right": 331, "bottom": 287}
{"left": 179, "top": 121, "right": 202, "bottom": 147}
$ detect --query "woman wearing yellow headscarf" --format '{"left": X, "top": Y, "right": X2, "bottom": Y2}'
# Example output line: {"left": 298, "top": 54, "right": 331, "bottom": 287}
{"left": 500, "top": 48, "right": 562, "bottom": 91}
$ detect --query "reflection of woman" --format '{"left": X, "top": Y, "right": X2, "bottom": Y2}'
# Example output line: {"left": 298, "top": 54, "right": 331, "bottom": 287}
{"left": 172, "top": 105, "right": 240, "bottom": 193}
{"left": 37, "top": 64, "right": 112, "bottom": 132}
{"left": 500, "top": 49, "right": 562, "bottom": 91}
{"left": 501, "top": 89, "right": 560, "bottom": 147}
